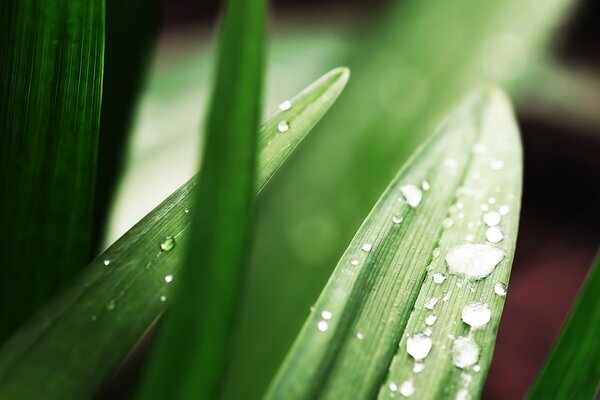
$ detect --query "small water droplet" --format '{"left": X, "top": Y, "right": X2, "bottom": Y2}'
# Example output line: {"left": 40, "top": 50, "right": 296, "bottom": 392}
{"left": 443, "top": 292, "right": 451, "bottom": 302}
{"left": 433, "top": 273, "right": 447, "bottom": 284}
{"left": 481, "top": 204, "right": 489, "bottom": 212}
{"left": 392, "top": 215, "right": 403, "bottom": 224}
{"left": 413, "top": 362, "right": 426, "bottom": 373}
{"left": 277, "top": 121, "right": 289, "bottom": 133}
{"left": 317, "top": 320, "right": 328, "bottom": 332}
{"left": 486, "top": 227, "right": 504, "bottom": 243}
{"left": 465, "top": 234, "right": 474, "bottom": 242}
{"left": 456, "top": 388, "right": 470, "bottom": 400}
{"left": 321, "top": 310, "right": 332, "bottom": 320}
{"left": 91, "top": 315, "right": 97, "bottom": 321}
{"left": 424, "top": 328, "right": 433, "bottom": 336}
{"left": 472, "top": 143, "right": 488, "bottom": 154}
{"left": 452, "top": 336, "right": 480, "bottom": 368}
{"left": 483, "top": 211, "right": 501, "bottom": 226}
{"left": 103, "top": 259, "right": 111, "bottom": 266}
{"left": 446, "top": 243, "right": 506, "bottom": 280}
{"left": 399, "top": 185, "right": 423, "bottom": 207}
{"left": 433, "top": 248, "right": 441, "bottom": 259}
{"left": 164, "top": 274, "right": 174, "bottom": 283}
{"left": 356, "top": 332, "right": 365, "bottom": 340}
{"left": 499, "top": 205, "right": 510, "bottom": 215}
{"left": 490, "top": 160, "right": 504, "bottom": 170}
{"left": 184, "top": 208, "right": 190, "bottom": 214}
{"left": 422, "top": 180, "right": 430, "bottom": 191}
{"left": 461, "top": 302, "right": 491, "bottom": 328}
{"left": 278, "top": 100, "right": 292, "bottom": 111}
{"left": 407, "top": 333, "right": 432, "bottom": 360}
{"left": 445, "top": 158, "right": 458, "bottom": 168}
{"left": 425, "top": 315, "right": 437, "bottom": 326}
{"left": 473, "top": 365, "right": 481, "bottom": 372}
{"left": 425, "top": 297, "right": 439, "bottom": 310}
{"left": 399, "top": 380, "right": 415, "bottom": 397}
{"left": 362, "top": 243, "right": 373, "bottom": 252}
{"left": 442, "top": 218, "right": 454, "bottom": 229}
{"left": 389, "top": 382, "right": 399, "bottom": 392}
{"left": 160, "top": 295, "right": 167, "bottom": 302}
{"left": 160, "top": 236, "right": 176, "bottom": 252}
{"left": 351, "top": 259, "right": 359, "bottom": 266}
{"left": 106, "top": 300, "right": 116, "bottom": 311}
{"left": 494, "top": 282, "right": 507, "bottom": 296}
{"left": 488, "top": 197, "right": 496, "bottom": 204}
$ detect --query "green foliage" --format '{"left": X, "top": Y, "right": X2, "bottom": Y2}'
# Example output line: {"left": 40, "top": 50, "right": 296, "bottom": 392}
{"left": 0, "top": 67, "right": 349, "bottom": 400}
{"left": 529, "top": 252, "right": 600, "bottom": 399}
{"left": 0, "top": 0, "right": 105, "bottom": 342}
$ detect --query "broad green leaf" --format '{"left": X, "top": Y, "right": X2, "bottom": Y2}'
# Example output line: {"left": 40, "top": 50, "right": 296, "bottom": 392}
{"left": 529, "top": 251, "right": 600, "bottom": 399}
{"left": 0, "top": 67, "right": 349, "bottom": 400}
{"left": 0, "top": 0, "right": 104, "bottom": 342}
{"left": 137, "top": 0, "right": 267, "bottom": 396}
{"left": 221, "top": 2, "right": 572, "bottom": 397}
{"left": 266, "top": 87, "right": 522, "bottom": 400}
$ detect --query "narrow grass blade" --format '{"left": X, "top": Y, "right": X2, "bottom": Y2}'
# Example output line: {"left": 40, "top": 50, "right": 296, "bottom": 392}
{"left": 0, "top": 67, "right": 349, "bottom": 400}
{"left": 529, "top": 251, "right": 600, "bottom": 399}
{"left": 0, "top": 0, "right": 105, "bottom": 342}
{"left": 92, "top": 0, "right": 163, "bottom": 250}
{"left": 266, "top": 87, "right": 522, "bottom": 400}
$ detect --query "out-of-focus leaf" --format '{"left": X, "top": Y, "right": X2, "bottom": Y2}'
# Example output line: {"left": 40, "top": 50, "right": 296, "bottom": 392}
{"left": 267, "top": 87, "right": 522, "bottom": 400}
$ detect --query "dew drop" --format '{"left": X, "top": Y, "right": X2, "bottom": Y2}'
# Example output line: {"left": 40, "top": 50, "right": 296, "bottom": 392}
{"left": 399, "top": 380, "right": 415, "bottom": 397}
{"left": 392, "top": 215, "right": 403, "bottom": 224}
{"left": 351, "top": 259, "right": 359, "bottom": 266}
{"left": 433, "top": 273, "right": 447, "bottom": 284}
{"left": 389, "top": 382, "right": 399, "bottom": 392}
{"left": 413, "top": 362, "right": 426, "bottom": 373}
{"left": 399, "top": 185, "right": 423, "bottom": 208}
{"left": 317, "top": 320, "right": 329, "bottom": 332}
{"left": 499, "top": 205, "right": 510, "bottom": 215}
{"left": 465, "top": 234, "right": 474, "bottom": 242}
{"left": 407, "top": 333, "right": 433, "bottom": 360}
{"left": 472, "top": 143, "right": 488, "bottom": 154}
{"left": 424, "top": 297, "right": 439, "bottom": 310}
{"left": 277, "top": 121, "right": 290, "bottom": 133}
{"left": 422, "top": 180, "right": 430, "bottom": 191}
{"left": 103, "top": 259, "right": 111, "bottom": 266}
{"left": 278, "top": 100, "right": 292, "bottom": 111}
{"left": 445, "top": 158, "right": 458, "bottom": 168}
{"left": 424, "top": 328, "right": 433, "bottom": 336}
{"left": 160, "top": 295, "right": 167, "bottom": 302}
{"left": 160, "top": 236, "right": 176, "bottom": 252}
{"left": 184, "top": 208, "right": 190, "bottom": 214}
{"left": 443, "top": 292, "right": 451, "bottom": 302}
{"left": 321, "top": 310, "right": 332, "bottom": 320}
{"left": 442, "top": 218, "right": 454, "bottom": 229}
{"left": 164, "top": 274, "right": 174, "bottom": 283}
{"left": 445, "top": 243, "right": 506, "bottom": 280}
{"left": 456, "top": 388, "right": 470, "bottom": 400}
{"left": 483, "top": 211, "right": 501, "bottom": 226}
{"left": 362, "top": 243, "right": 373, "bottom": 252}
{"left": 481, "top": 204, "right": 489, "bottom": 212}
{"left": 494, "top": 282, "right": 507, "bottom": 296}
{"left": 452, "top": 336, "right": 480, "bottom": 368}
{"left": 485, "top": 227, "right": 504, "bottom": 243}
{"left": 473, "top": 365, "right": 481, "bottom": 372}
{"left": 461, "top": 302, "right": 491, "bottom": 328}
{"left": 425, "top": 315, "right": 437, "bottom": 326}
{"left": 356, "top": 332, "right": 365, "bottom": 340}
{"left": 490, "top": 160, "right": 504, "bottom": 170}
{"left": 488, "top": 197, "right": 496, "bottom": 204}
{"left": 106, "top": 300, "right": 116, "bottom": 311}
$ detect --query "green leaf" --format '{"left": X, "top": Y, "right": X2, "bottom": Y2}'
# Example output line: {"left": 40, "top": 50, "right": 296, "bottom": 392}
{"left": 136, "top": 0, "right": 267, "bottom": 396}
{"left": 0, "top": 0, "right": 105, "bottom": 342}
{"left": 266, "top": 87, "right": 522, "bottom": 400}
{"left": 0, "top": 67, "right": 349, "bottom": 400}
{"left": 529, "top": 251, "right": 600, "bottom": 399}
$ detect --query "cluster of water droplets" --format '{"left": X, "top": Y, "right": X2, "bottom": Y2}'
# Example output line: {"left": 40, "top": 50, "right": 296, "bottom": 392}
{"left": 277, "top": 100, "right": 292, "bottom": 133}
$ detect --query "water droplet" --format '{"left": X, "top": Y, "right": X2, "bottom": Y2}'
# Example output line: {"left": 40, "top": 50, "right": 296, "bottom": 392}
{"left": 494, "top": 282, "right": 507, "bottom": 296}
{"left": 91, "top": 315, "right": 97, "bottom": 321}
{"left": 164, "top": 274, "right": 174, "bottom": 283}
{"left": 362, "top": 243, "right": 373, "bottom": 252}
{"left": 277, "top": 121, "right": 289, "bottom": 133}
{"left": 499, "top": 205, "right": 510, "bottom": 215}
{"left": 445, "top": 158, "right": 458, "bottom": 168}
{"left": 488, "top": 197, "right": 496, "bottom": 204}
{"left": 465, "top": 234, "right": 474, "bottom": 242}
{"left": 425, "top": 315, "right": 437, "bottom": 326}
{"left": 433, "top": 273, "right": 447, "bottom": 284}
{"left": 483, "top": 211, "right": 501, "bottom": 226}
{"left": 407, "top": 333, "right": 433, "bottom": 360}
{"left": 443, "top": 292, "right": 451, "bottom": 302}
{"left": 160, "top": 295, "right": 167, "bottom": 302}
{"left": 413, "top": 363, "right": 426, "bottom": 373}
{"left": 486, "top": 227, "right": 504, "bottom": 243}
{"left": 389, "top": 382, "right": 399, "bottom": 392}
{"left": 461, "top": 302, "right": 491, "bottom": 328}
{"left": 351, "top": 259, "right": 359, "bottom": 266}
{"left": 442, "top": 218, "right": 454, "bottom": 229}
{"left": 278, "top": 100, "right": 292, "bottom": 111}
{"left": 106, "top": 300, "right": 116, "bottom": 311}
{"left": 317, "top": 320, "right": 329, "bottom": 332}
{"left": 422, "top": 180, "right": 430, "bottom": 191}
{"left": 481, "top": 204, "right": 489, "bottom": 212}
{"left": 490, "top": 160, "right": 504, "bottom": 170}
{"left": 392, "top": 215, "right": 403, "bottom": 224}
{"left": 399, "top": 380, "right": 415, "bottom": 397}
{"left": 160, "top": 236, "right": 176, "bottom": 252}
{"left": 356, "top": 332, "right": 364, "bottom": 340}
{"left": 452, "top": 336, "right": 480, "bottom": 368}
{"left": 424, "top": 328, "right": 433, "bottom": 336}
{"left": 184, "top": 208, "right": 190, "bottom": 214}
{"left": 456, "top": 388, "right": 470, "bottom": 400}
{"left": 473, "top": 365, "right": 481, "bottom": 372}
{"left": 321, "top": 310, "right": 332, "bottom": 320}
{"left": 425, "top": 297, "right": 439, "bottom": 310}
{"left": 399, "top": 185, "right": 423, "bottom": 208}
{"left": 472, "top": 143, "right": 488, "bottom": 154}
{"left": 446, "top": 243, "right": 506, "bottom": 280}
{"left": 103, "top": 259, "right": 111, "bottom": 266}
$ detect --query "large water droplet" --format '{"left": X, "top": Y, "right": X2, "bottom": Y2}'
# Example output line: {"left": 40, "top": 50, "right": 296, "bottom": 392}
{"left": 494, "top": 282, "right": 507, "bottom": 296}
{"left": 445, "top": 243, "right": 505, "bottom": 280}
{"left": 160, "top": 236, "right": 176, "bottom": 252}
{"left": 399, "top": 185, "right": 423, "bottom": 208}
{"left": 485, "top": 227, "right": 504, "bottom": 243}
{"left": 452, "top": 336, "right": 480, "bottom": 368}
{"left": 399, "top": 380, "right": 415, "bottom": 397}
{"left": 406, "top": 333, "right": 433, "bottom": 360}
{"left": 278, "top": 100, "right": 292, "bottom": 111}
{"left": 362, "top": 243, "right": 373, "bottom": 252}
{"left": 483, "top": 211, "right": 501, "bottom": 226}
{"left": 461, "top": 302, "right": 491, "bottom": 328}
{"left": 277, "top": 121, "right": 290, "bottom": 133}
